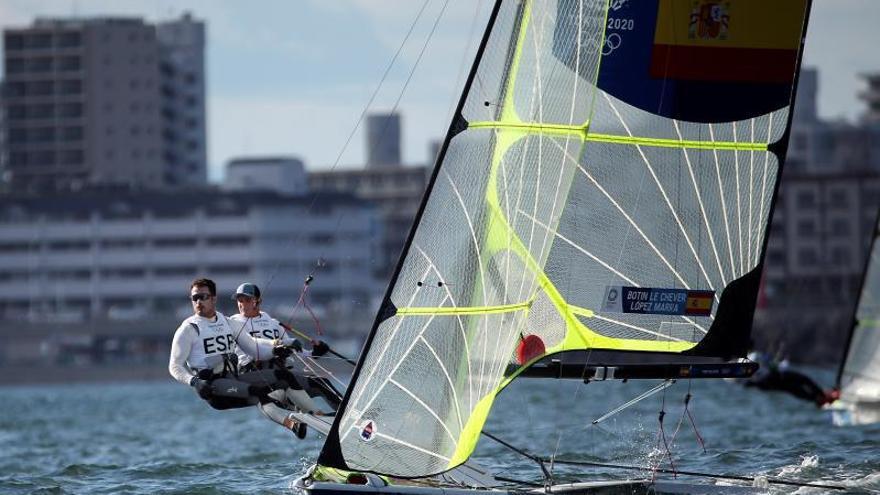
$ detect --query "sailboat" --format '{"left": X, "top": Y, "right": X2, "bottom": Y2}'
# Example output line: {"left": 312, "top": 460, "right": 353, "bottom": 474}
{"left": 829, "top": 208, "right": 880, "bottom": 426}
{"left": 294, "top": 0, "right": 814, "bottom": 493}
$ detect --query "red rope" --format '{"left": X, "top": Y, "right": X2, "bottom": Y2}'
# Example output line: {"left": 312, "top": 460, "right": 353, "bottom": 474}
{"left": 685, "top": 397, "right": 706, "bottom": 453}
{"left": 303, "top": 296, "right": 324, "bottom": 336}
{"left": 651, "top": 393, "right": 676, "bottom": 482}
{"left": 282, "top": 273, "right": 323, "bottom": 342}
{"left": 658, "top": 411, "right": 677, "bottom": 477}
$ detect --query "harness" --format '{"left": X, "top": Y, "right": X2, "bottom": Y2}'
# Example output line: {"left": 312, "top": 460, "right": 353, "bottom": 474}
{"left": 189, "top": 321, "right": 240, "bottom": 378}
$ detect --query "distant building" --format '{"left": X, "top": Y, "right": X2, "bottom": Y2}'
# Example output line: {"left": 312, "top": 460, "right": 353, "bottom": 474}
{"left": 755, "top": 67, "right": 880, "bottom": 363}
{"left": 155, "top": 13, "right": 207, "bottom": 187}
{"left": 0, "top": 189, "right": 382, "bottom": 324}
{"left": 366, "top": 112, "right": 401, "bottom": 168}
{"left": 427, "top": 139, "right": 442, "bottom": 166}
{"left": 224, "top": 156, "right": 308, "bottom": 195}
{"left": 792, "top": 67, "right": 818, "bottom": 125}
{"left": 309, "top": 110, "right": 430, "bottom": 277}
{"left": 764, "top": 169, "right": 880, "bottom": 300}
{"left": 0, "top": 84, "right": 5, "bottom": 189}
{"left": 1, "top": 14, "right": 206, "bottom": 193}
{"left": 309, "top": 166, "right": 428, "bottom": 277}
{"left": 787, "top": 68, "right": 880, "bottom": 173}
{"left": 757, "top": 168, "right": 880, "bottom": 363}
{"left": 859, "top": 72, "right": 880, "bottom": 124}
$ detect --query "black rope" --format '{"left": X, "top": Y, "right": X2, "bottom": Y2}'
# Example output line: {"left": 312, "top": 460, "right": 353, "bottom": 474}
{"left": 549, "top": 459, "right": 847, "bottom": 491}
{"left": 481, "top": 430, "right": 552, "bottom": 484}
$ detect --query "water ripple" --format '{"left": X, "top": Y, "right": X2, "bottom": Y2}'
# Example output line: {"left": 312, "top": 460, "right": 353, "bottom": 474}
{"left": 0, "top": 379, "right": 877, "bottom": 494}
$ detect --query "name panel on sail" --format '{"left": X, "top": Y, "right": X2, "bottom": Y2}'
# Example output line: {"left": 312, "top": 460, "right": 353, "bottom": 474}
{"left": 601, "top": 286, "right": 714, "bottom": 316}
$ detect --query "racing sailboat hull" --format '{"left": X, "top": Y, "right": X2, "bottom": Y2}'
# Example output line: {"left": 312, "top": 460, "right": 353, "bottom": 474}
{"left": 829, "top": 399, "right": 880, "bottom": 426}
{"left": 296, "top": 478, "right": 761, "bottom": 495}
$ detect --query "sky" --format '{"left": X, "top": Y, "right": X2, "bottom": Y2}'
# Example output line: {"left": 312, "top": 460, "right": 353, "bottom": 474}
{"left": 1, "top": 0, "right": 878, "bottom": 182}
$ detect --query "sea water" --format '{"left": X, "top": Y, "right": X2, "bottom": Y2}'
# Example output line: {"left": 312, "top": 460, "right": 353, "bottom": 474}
{"left": 1, "top": 374, "right": 878, "bottom": 494}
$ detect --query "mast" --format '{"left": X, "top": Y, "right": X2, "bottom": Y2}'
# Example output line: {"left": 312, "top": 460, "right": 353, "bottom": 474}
{"left": 317, "top": 0, "right": 506, "bottom": 470}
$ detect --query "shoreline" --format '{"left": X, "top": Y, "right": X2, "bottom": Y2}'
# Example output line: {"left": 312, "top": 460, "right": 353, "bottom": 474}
{"left": 0, "top": 363, "right": 169, "bottom": 386}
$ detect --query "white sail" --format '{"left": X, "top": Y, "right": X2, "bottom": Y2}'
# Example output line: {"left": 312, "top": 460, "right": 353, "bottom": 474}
{"left": 835, "top": 211, "right": 880, "bottom": 424}
{"left": 319, "top": 0, "right": 811, "bottom": 478}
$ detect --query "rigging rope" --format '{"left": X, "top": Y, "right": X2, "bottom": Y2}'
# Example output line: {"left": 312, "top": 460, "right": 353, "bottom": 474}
{"left": 283, "top": 270, "right": 323, "bottom": 338}
{"left": 483, "top": 430, "right": 848, "bottom": 492}
{"left": 481, "top": 430, "right": 553, "bottom": 487}
{"left": 652, "top": 388, "right": 676, "bottom": 481}
{"left": 259, "top": 0, "right": 439, "bottom": 329}
{"left": 260, "top": 0, "right": 465, "bottom": 363}
{"left": 667, "top": 380, "right": 706, "bottom": 454}
{"left": 221, "top": 0, "right": 453, "bottom": 399}
{"left": 548, "top": 458, "right": 847, "bottom": 491}
{"left": 590, "top": 380, "right": 674, "bottom": 425}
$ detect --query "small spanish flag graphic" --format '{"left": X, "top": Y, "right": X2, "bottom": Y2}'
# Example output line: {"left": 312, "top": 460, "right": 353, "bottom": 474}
{"left": 685, "top": 291, "right": 714, "bottom": 316}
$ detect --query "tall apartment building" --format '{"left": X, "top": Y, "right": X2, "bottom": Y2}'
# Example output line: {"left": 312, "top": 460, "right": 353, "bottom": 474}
{"left": 1, "top": 14, "right": 206, "bottom": 192}
{"left": 156, "top": 14, "right": 207, "bottom": 186}
{"left": 787, "top": 68, "right": 880, "bottom": 173}
{"left": 366, "top": 112, "right": 401, "bottom": 168}
{"left": 860, "top": 72, "right": 880, "bottom": 124}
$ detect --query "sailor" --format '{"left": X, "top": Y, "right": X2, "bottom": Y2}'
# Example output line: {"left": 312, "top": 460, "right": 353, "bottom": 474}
{"left": 744, "top": 351, "right": 837, "bottom": 407}
{"left": 168, "top": 278, "right": 311, "bottom": 438}
{"left": 227, "top": 282, "right": 341, "bottom": 436}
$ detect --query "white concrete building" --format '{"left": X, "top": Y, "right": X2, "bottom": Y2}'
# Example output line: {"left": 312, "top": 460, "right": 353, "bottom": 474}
{"left": 0, "top": 189, "right": 382, "bottom": 323}
{"left": 309, "top": 165, "right": 428, "bottom": 277}
{"left": 225, "top": 156, "right": 308, "bottom": 195}
{"left": 764, "top": 170, "right": 880, "bottom": 297}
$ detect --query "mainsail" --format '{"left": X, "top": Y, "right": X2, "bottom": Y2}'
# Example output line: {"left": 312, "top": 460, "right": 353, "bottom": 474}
{"left": 319, "top": 0, "right": 811, "bottom": 478}
{"left": 836, "top": 208, "right": 880, "bottom": 408}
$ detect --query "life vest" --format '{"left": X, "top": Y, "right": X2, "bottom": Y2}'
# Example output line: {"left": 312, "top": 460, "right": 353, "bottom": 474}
{"left": 184, "top": 313, "right": 238, "bottom": 376}
{"left": 229, "top": 312, "right": 285, "bottom": 366}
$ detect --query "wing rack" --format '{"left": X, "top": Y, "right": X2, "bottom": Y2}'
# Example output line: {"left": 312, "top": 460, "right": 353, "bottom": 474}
{"left": 510, "top": 350, "right": 758, "bottom": 381}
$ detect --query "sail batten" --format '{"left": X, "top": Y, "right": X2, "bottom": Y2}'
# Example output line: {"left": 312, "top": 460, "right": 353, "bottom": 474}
{"left": 318, "top": 0, "right": 811, "bottom": 478}
{"left": 470, "top": 120, "right": 771, "bottom": 150}
{"left": 397, "top": 301, "right": 533, "bottom": 315}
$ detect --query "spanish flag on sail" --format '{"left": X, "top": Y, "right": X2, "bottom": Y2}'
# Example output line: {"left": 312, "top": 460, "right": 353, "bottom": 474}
{"left": 587, "top": 0, "right": 809, "bottom": 122}
{"left": 685, "top": 290, "right": 715, "bottom": 316}
{"left": 650, "top": 0, "right": 804, "bottom": 83}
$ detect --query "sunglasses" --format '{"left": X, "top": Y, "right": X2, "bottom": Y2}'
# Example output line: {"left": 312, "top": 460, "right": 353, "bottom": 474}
{"left": 190, "top": 293, "right": 212, "bottom": 302}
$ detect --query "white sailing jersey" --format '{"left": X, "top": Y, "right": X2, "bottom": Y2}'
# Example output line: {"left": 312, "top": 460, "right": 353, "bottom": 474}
{"left": 168, "top": 312, "right": 274, "bottom": 385}
{"left": 228, "top": 311, "right": 295, "bottom": 367}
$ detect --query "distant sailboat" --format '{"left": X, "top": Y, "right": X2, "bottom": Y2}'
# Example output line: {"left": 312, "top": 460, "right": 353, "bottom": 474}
{"left": 296, "top": 0, "right": 814, "bottom": 493}
{"left": 830, "top": 208, "right": 880, "bottom": 425}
